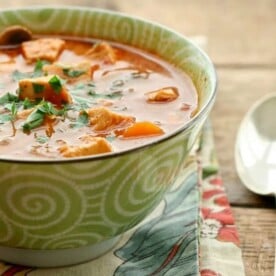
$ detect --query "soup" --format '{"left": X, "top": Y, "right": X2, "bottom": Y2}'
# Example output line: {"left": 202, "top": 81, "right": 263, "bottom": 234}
{"left": 0, "top": 33, "right": 198, "bottom": 159}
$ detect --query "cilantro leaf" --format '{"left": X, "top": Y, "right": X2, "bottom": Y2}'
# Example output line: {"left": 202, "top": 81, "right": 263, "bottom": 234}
{"left": 0, "top": 114, "right": 12, "bottom": 124}
{"left": 36, "top": 135, "right": 49, "bottom": 144}
{"left": 34, "top": 60, "right": 50, "bottom": 72}
{"left": 22, "top": 101, "right": 61, "bottom": 133}
{"left": 22, "top": 98, "right": 36, "bottom": 109}
{"left": 71, "top": 95, "right": 91, "bottom": 109}
{"left": 48, "top": 76, "right": 62, "bottom": 94}
{"left": 12, "top": 70, "right": 32, "bottom": 82}
{"left": 32, "top": 83, "right": 45, "bottom": 94}
{"left": 63, "top": 68, "right": 86, "bottom": 78}
{"left": 12, "top": 60, "right": 49, "bottom": 82}
{"left": 0, "top": 92, "right": 19, "bottom": 104}
{"left": 22, "top": 109, "right": 45, "bottom": 133}
{"left": 71, "top": 110, "right": 89, "bottom": 128}
{"left": 4, "top": 102, "right": 17, "bottom": 120}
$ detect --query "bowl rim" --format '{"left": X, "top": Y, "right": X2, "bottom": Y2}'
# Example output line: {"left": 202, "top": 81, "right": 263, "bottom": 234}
{"left": 0, "top": 5, "right": 217, "bottom": 164}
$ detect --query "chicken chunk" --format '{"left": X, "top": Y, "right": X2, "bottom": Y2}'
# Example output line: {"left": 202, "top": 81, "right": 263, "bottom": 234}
{"left": 21, "top": 38, "right": 65, "bottom": 63}
{"left": 43, "top": 61, "right": 98, "bottom": 83}
{"left": 59, "top": 137, "right": 112, "bottom": 157}
{"left": 18, "top": 75, "right": 72, "bottom": 106}
{"left": 85, "top": 42, "right": 117, "bottom": 64}
{"left": 86, "top": 107, "right": 135, "bottom": 132}
{"left": 145, "top": 87, "right": 179, "bottom": 103}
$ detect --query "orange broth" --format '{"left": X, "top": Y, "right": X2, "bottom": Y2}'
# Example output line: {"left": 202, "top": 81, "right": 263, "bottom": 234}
{"left": 0, "top": 37, "right": 198, "bottom": 159}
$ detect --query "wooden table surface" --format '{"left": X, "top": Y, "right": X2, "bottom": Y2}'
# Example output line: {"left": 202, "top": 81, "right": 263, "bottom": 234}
{"left": 2, "top": 0, "right": 276, "bottom": 275}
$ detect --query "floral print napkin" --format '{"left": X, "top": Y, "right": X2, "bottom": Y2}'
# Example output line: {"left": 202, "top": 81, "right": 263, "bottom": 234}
{"left": 0, "top": 122, "right": 245, "bottom": 275}
{"left": 199, "top": 122, "right": 245, "bottom": 276}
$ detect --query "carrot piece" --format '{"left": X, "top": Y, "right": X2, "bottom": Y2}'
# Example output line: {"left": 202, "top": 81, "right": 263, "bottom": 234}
{"left": 122, "top": 121, "right": 164, "bottom": 138}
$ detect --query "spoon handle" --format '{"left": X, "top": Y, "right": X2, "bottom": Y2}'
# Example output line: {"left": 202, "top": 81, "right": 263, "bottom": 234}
{"left": 274, "top": 195, "right": 276, "bottom": 276}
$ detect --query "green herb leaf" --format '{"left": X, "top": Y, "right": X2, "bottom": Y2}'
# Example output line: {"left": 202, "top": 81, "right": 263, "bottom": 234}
{"left": 12, "top": 70, "right": 31, "bottom": 82}
{"left": 0, "top": 114, "right": 12, "bottom": 124}
{"left": 63, "top": 68, "right": 86, "bottom": 78}
{"left": 23, "top": 109, "right": 45, "bottom": 133}
{"left": 34, "top": 60, "right": 49, "bottom": 72}
{"left": 71, "top": 96, "right": 91, "bottom": 109}
{"left": 36, "top": 135, "right": 49, "bottom": 144}
{"left": 106, "top": 135, "right": 116, "bottom": 142}
{"left": 71, "top": 111, "right": 89, "bottom": 128}
{"left": 22, "top": 101, "right": 61, "bottom": 133}
{"left": 87, "top": 90, "right": 101, "bottom": 98}
{"left": 12, "top": 60, "right": 49, "bottom": 82}
{"left": 10, "top": 102, "right": 17, "bottom": 121}
{"left": 0, "top": 93, "right": 19, "bottom": 105}
{"left": 38, "top": 101, "right": 53, "bottom": 114}
{"left": 23, "top": 98, "right": 36, "bottom": 109}
{"left": 48, "top": 75, "right": 62, "bottom": 94}
{"left": 87, "top": 90, "right": 123, "bottom": 100}
{"left": 32, "top": 83, "right": 45, "bottom": 94}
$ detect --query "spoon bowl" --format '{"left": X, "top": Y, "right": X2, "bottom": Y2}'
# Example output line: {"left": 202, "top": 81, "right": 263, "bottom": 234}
{"left": 235, "top": 93, "right": 276, "bottom": 195}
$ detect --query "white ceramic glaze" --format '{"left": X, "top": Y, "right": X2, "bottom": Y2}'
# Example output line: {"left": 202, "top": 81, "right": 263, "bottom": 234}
{"left": 235, "top": 93, "right": 276, "bottom": 195}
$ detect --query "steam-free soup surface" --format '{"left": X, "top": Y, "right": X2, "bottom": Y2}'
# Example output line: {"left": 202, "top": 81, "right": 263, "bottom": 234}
{"left": 0, "top": 35, "right": 197, "bottom": 160}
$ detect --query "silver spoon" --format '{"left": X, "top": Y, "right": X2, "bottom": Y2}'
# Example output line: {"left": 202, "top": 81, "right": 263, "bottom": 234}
{"left": 235, "top": 93, "right": 276, "bottom": 195}
{"left": 235, "top": 92, "right": 276, "bottom": 275}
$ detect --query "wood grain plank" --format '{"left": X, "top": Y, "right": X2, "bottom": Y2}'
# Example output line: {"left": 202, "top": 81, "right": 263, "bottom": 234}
{"left": 111, "top": 0, "right": 276, "bottom": 65}
{"left": 212, "top": 68, "right": 276, "bottom": 207}
{"left": 233, "top": 207, "right": 276, "bottom": 276}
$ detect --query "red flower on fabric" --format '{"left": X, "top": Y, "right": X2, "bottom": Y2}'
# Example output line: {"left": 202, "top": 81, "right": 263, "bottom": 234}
{"left": 209, "top": 176, "right": 223, "bottom": 186}
{"left": 214, "top": 195, "right": 228, "bottom": 206}
{"left": 201, "top": 207, "right": 240, "bottom": 246}
{"left": 202, "top": 189, "right": 224, "bottom": 200}
{"left": 201, "top": 269, "right": 222, "bottom": 276}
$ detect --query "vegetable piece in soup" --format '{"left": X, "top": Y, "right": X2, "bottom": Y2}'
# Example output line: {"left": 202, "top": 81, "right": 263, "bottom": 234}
{"left": 0, "top": 34, "right": 198, "bottom": 160}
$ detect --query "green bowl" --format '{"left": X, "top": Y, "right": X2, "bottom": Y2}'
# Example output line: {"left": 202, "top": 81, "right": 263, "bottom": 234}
{"left": 0, "top": 6, "right": 216, "bottom": 267}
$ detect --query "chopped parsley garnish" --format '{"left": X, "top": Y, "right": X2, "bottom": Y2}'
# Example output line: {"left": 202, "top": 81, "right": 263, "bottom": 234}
{"left": 35, "top": 135, "right": 49, "bottom": 144}
{"left": 6, "top": 102, "right": 18, "bottom": 120}
{"left": 87, "top": 90, "right": 123, "bottom": 100}
{"left": 2, "top": 102, "right": 18, "bottom": 135}
{"left": 12, "top": 70, "right": 32, "bottom": 82}
{"left": 22, "top": 101, "right": 62, "bottom": 133}
{"left": 48, "top": 76, "right": 62, "bottom": 94}
{"left": 22, "top": 108, "right": 45, "bottom": 133}
{"left": 63, "top": 68, "right": 86, "bottom": 78}
{"left": 71, "top": 82, "right": 96, "bottom": 95}
{"left": 0, "top": 92, "right": 19, "bottom": 104}
{"left": 32, "top": 83, "right": 45, "bottom": 94}
{"left": 0, "top": 114, "right": 11, "bottom": 124}
{"left": 106, "top": 135, "right": 116, "bottom": 142}
{"left": 71, "top": 110, "right": 89, "bottom": 128}
{"left": 22, "top": 98, "right": 36, "bottom": 109}
{"left": 34, "top": 60, "right": 50, "bottom": 72}
{"left": 71, "top": 95, "right": 91, "bottom": 109}
{"left": 12, "top": 60, "right": 49, "bottom": 82}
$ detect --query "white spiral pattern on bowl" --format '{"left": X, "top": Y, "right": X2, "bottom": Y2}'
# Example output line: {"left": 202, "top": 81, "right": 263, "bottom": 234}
{"left": 0, "top": 7, "right": 214, "bottom": 249}
{"left": 0, "top": 211, "right": 14, "bottom": 243}
{"left": 0, "top": 171, "right": 86, "bottom": 235}
{"left": 0, "top": 133, "right": 189, "bottom": 248}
